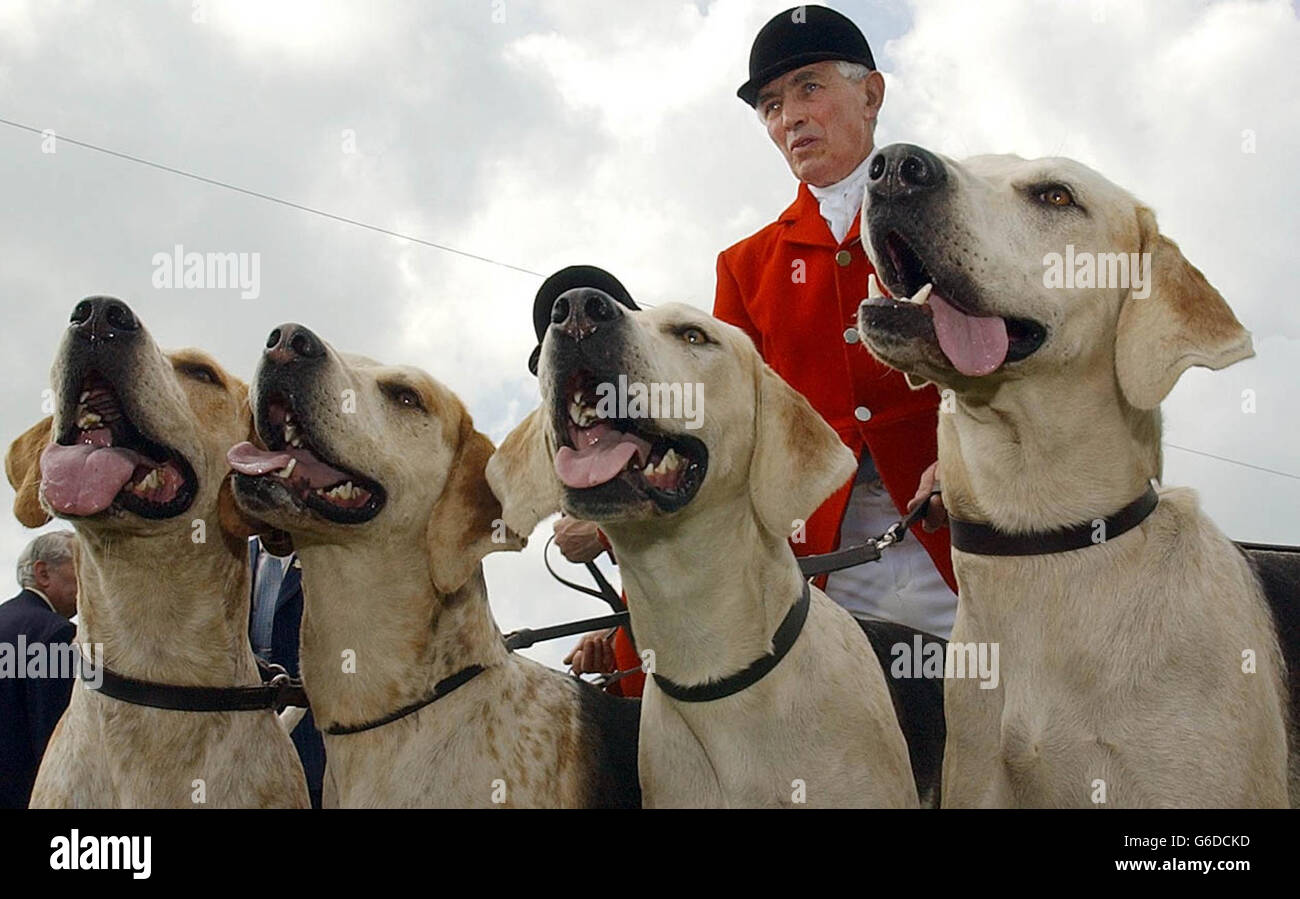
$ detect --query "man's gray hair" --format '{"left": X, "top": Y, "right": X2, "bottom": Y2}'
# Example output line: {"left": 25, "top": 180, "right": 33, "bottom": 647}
{"left": 836, "top": 61, "right": 872, "bottom": 81}
{"left": 16, "top": 531, "right": 77, "bottom": 589}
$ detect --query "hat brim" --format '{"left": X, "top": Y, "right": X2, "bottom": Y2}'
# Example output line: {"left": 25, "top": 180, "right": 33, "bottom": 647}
{"left": 528, "top": 264, "right": 638, "bottom": 377}
{"left": 737, "top": 51, "right": 874, "bottom": 107}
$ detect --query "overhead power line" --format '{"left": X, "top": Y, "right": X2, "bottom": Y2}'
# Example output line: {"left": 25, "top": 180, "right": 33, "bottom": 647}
{"left": 1165, "top": 443, "right": 1297, "bottom": 482}
{"left": 0, "top": 115, "right": 543, "bottom": 277}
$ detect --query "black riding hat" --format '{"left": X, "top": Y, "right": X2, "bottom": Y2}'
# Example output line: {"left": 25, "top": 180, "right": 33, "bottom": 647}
{"left": 737, "top": 5, "right": 876, "bottom": 108}
{"left": 528, "top": 265, "right": 638, "bottom": 375}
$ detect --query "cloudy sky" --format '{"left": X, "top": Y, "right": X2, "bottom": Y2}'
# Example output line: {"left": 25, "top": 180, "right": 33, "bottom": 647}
{"left": 1, "top": 0, "right": 1296, "bottom": 671}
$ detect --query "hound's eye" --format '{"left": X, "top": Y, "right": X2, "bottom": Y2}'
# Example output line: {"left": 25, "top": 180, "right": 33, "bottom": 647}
{"left": 182, "top": 365, "right": 218, "bottom": 385}
{"left": 1037, "top": 186, "right": 1075, "bottom": 208}
{"left": 680, "top": 327, "right": 708, "bottom": 346}
{"left": 394, "top": 389, "right": 420, "bottom": 407}
{"left": 385, "top": 385, "right": 424, "bottom": 410}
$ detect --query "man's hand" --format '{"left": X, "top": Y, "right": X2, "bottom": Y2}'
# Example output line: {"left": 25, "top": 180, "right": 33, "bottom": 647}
{"left": 564, "top": 629, "right": 618, "bottom": 676}
{"left": 907, "top": 460, "right": 948, "bottom": 532}
{"left": 553, "top": 515, "right": 606, "bottom": 563}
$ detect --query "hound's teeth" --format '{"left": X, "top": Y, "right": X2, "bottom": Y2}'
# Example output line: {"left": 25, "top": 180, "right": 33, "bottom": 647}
{"left": 77, "top": 412, "right": 102, "bottom": 428}
{"left": 133, "top": 469, "right": 161, "bottom": 493}
{"left": 573, "top": 391, "right": 583, "bottom": 404}
{"left": 569, "top": 401, "right": 582, "bottom": 424}
{"left": 324, "top": 481, "right": 355, "bottom": 500}
{"left": 275, "top": 457, "right": 297, "bottom": 478}
{"left": 79, "top": 390, "right": 90, "bottom": 402}
{"left": 907, "top": 283, "right": 934, "bottom": 305}
{"left": 661, "top": 448, "right": 681, "bottom": 471}
{"left": 867, "top": 273, "right": 884, "bottom": 299}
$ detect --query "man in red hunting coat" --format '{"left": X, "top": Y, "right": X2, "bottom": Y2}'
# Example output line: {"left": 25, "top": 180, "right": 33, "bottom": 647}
{"left": 716, "top": 5, "right": 957, "bottom": 637}
{"left": 562, "top": 6, "right": 958, "bottom": 690}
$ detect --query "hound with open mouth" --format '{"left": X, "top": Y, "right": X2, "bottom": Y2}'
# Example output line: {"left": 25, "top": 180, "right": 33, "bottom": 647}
{"left": 856, "top": 143, "right": 1296, "bottom": 807}
{"left": 487, "top": 290, "right": 917, "bottom": 808}
{"left": 228, "top": 323, "right": 640, "bottom": 808}
{"left": 5, "top": 296, "right": 309, "bottom": 808}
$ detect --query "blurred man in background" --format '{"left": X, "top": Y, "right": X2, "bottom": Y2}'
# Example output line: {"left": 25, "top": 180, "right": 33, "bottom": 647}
{"left": 0, "top": 531, "right": 78, "bottom": 808}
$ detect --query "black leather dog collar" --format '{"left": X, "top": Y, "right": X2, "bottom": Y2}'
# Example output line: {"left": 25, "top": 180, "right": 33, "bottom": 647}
{"left": 85, "top": 662, "right": 308, "bottom": 713}
{"left": 948, "top": 484, "right": 1159, "bottom": 556}
{"left": 653, "top": 579, "right": 811, "bottom": 703}
{"left": 322, "top": 664, "right": 487, "bottom": 736}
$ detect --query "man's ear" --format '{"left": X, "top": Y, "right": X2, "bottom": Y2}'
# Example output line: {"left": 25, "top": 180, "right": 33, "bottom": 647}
{"left": 5, "top": 416, "right": 54, "bottom": 528}
{"left": 428, "top": 417, "right": 527, "bottom": 595}
{"left": 749, "top": 362, "right": 856, "bottom": 541}
{"left": 1115, "top": 206, "right": 1253, "bottom": 410}
{"left": 485, "top": 406, "right": 562, "bottom": 539}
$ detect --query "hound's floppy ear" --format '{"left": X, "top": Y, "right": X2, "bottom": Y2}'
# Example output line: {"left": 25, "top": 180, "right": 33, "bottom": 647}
{"left": 485, "top": 406, "right": 562, "bottom": 539}
{"left": 5, "top": 416, "right": 54, "bottom": 528}
{"left": 749, "top": 361, "right": 856, "bottom": 540}
{"left": 1115, "top": 206, "right": 1253, "bottom": 410}
{"left": 428, "top": 416, "right": 527, "bottom": 595}
{"left": 219, "top": 383, "right": 294, "bottom": 556}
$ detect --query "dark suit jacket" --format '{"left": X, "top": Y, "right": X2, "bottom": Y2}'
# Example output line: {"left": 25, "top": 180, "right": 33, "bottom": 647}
{"left": 248, "top": 540, "right": 326, "bottom": 808}
{"left": 0, "top": 590, "right": 76, "bottom": 808}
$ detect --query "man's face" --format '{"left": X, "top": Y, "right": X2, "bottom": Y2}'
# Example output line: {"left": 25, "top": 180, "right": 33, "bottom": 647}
{"left": 35, "top": 555, "right": 78, "bottom": 618}
{"left": 756, "top": 61, "right": 883, "bottom": 187}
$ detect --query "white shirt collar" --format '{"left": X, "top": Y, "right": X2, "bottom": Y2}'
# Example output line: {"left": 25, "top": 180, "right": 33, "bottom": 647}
{"left": 806, "top": 149, "right": 877, "bottom": 244}
{"left": 28, "top": 586, "right": 58, "bottom": 614}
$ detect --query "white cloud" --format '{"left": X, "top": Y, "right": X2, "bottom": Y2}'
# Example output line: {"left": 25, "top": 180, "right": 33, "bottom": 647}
{"left": 197, "top": 0, "right": 388, "bottom": 62}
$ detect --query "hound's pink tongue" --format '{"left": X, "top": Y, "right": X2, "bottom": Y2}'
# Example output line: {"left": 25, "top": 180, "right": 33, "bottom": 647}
{"left": 226, "top": 441, "right": 352, "bottom": 488}
{"left": 227, "top": 442, "right": 292, "bottom": 475}
{"left": 555, "top": 423, "right": 651, "bottom": 489}
{"left": 39, "top": 433, "right": 145, "bottom": 516}
{"left": 929, "top": 291, "right": 1009, "bottom": 377}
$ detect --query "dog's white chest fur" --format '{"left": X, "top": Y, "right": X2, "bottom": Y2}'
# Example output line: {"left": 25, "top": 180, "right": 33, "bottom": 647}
{"left": 944, "top": 492, "right": 1290, "bottom": 808}
{"left": 637, "top": 593, "right": 918, "bottom": 809}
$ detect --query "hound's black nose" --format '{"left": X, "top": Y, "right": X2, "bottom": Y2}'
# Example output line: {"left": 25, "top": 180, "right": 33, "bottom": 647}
{"left": 551, "top": 288, "right": 623, "bottom": 341}
{"left": 264, "top": 323, "right": 325, "bottom": 364}
{"left": 868, "top": 143, "right": 948, "bottom": 199}
{"left": 70, "top": 296, "right": 139, "bottom": 343}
